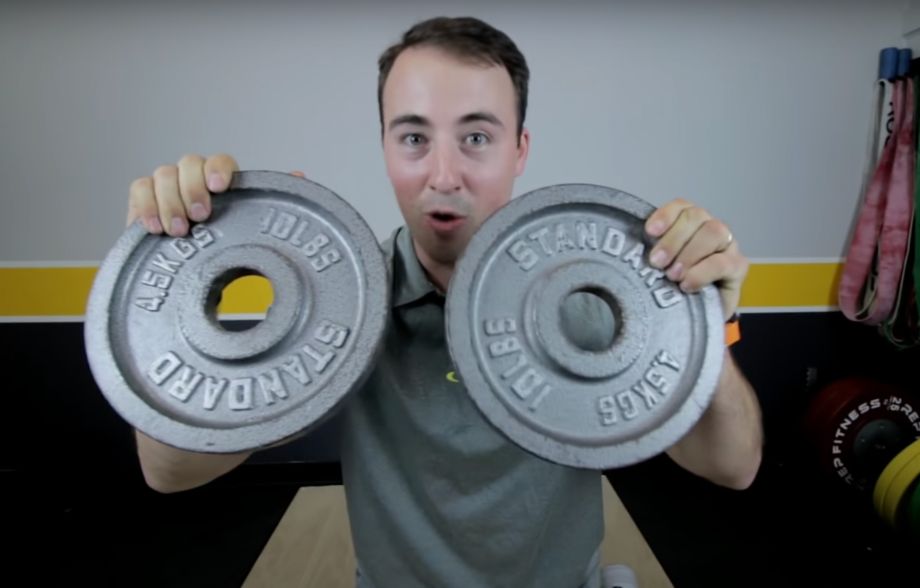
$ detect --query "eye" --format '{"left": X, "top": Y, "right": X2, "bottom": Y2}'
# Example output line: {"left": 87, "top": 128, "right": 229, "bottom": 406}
{"left": 465, "top": 132, "right": 489, "bottom": 147}
{"left": 401, "top": 133, "right": 426, "bottom": 147}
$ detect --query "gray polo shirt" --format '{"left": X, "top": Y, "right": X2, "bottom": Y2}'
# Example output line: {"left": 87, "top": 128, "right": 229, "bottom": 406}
{"left": 340, "top": 226, "right": 604, "bottom": 588}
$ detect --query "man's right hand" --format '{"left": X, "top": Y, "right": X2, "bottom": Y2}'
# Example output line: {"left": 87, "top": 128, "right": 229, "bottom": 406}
{"left": 127, "top": 153, "right": 240, "bottom": 236}
{"left": 126, "top": 154, "right": 312, "bottom": 492}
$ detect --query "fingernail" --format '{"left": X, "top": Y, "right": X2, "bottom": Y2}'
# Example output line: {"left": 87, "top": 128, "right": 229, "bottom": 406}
{"left": 207, "top": 173, "right": 222, "bottom": 192}
{"left": 650, "top": 249, "right": 667, "bottom": 268}
{"left": 146, "top": 217, "right": 163, "bottom": 234}
{"left": 190, "top": 203, "right": 208, "bottom": 221}
{"left": 170, "top": 217, "right": 187, "bottom": 235}
{"left": 667, "top": 262, "right": 683, "bottom": 281}
{"left": 647, "top": 220, "right": 665, "bottom": 236}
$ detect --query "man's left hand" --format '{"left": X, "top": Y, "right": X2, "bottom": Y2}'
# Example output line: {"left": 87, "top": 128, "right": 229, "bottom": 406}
{"left": 644, "top": 198, "right": 748, "bottom": 319}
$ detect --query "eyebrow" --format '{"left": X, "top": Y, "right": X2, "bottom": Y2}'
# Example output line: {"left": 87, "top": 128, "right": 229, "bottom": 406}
{"left": 387, "top": 111, "right": 505, "bottom": 132}
{"left": 388, "top": 114, "right": 429, "bottom": 131}
{"left": 459, "top": 111, "right": 504, "bottom": 128}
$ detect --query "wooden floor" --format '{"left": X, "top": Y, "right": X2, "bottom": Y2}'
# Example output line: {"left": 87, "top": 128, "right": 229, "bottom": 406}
{"left": 243, "top": 478, "right": 672, "bottom": 587}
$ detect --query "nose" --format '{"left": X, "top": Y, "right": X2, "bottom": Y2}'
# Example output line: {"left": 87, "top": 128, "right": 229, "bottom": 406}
{"left": 428, "top": 142, "right": 462, "bottom": 194}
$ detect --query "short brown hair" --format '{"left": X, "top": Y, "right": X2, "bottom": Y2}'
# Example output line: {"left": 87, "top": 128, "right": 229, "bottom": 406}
{"left": 377, "top": 16, "right": 530, "bottom": 141}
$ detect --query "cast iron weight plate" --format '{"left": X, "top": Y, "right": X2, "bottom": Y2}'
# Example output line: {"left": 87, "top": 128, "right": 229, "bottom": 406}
{"left": 84, "top": 171, "right": 389, "bottom": 453}
{"left": 446, "top": 184, "right": 724, "bottom": 470}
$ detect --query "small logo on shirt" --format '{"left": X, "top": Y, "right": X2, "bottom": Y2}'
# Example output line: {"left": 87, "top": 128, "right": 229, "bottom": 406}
{"left": 446, "top": 370, "right": 460, "bottom": 383}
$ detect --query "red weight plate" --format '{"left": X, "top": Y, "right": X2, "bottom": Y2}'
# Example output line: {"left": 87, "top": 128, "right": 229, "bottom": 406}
{"left": 803, "top": 379, "right": 853, "bottom": 462}
{"left": 804, "top": 378, "right": 876, "bottom": 471}
{"left": 805, "top": 378, "right": 920, "bottom": 491}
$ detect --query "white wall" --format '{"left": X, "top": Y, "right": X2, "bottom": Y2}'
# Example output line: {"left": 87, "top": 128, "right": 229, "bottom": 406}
{"left": 0, "top": 0, "right": 904, "bottom": 262}
{"left": 904, "top": 0, "right": 920, "bottom": 52}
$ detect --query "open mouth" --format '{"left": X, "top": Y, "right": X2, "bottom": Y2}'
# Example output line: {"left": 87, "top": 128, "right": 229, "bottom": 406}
{"left": 426, "top": 211, "right": 466, "bottom": 232}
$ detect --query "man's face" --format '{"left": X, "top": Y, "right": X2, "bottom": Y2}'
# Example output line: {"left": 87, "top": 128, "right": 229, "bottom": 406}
{"left": 381, "top": 46, "right": 530, "bottom": 267}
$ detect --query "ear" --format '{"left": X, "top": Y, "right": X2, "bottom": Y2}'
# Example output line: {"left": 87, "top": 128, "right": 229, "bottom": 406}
{"left": 515, "top": 128, "right": 531, "bottom": 177}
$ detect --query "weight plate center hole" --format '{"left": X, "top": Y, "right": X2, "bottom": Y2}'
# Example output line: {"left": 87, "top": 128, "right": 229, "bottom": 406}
{"left": 208, "top": 269, "right": 274, "bottom": 332}
{"left": 854, "top": 419, "right": 907, "bottom": 462}
{"left": 560, "top": 287, "right": 621, "bottom": 352}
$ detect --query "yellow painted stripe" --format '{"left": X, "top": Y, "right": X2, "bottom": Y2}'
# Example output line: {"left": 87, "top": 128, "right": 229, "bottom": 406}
{"left": 0, "top": 262, "right": 843, "bottom": 317}
{"left": 0, "top": 268, "right": 274, "bottom": 316}
{"left": 739, "top": 262, "right": 843, "bottom": 308}
{"left": 0, "top": 267, "right": 98, "bottom": 316}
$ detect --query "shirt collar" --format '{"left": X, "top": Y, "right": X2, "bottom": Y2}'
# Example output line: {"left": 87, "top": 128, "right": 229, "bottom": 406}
{"left": 392, "top": 226, "right": 440, "bottom": 308}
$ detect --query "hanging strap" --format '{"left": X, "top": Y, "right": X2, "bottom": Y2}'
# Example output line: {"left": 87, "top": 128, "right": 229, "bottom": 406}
{"left": 839, "top": 76, "right": 905, "bottom": 322}
{"left": 914, "top": 70, "right": 920, "bottom": 328}
{"left": 839, "top": 49, "right": 916, "bottom": 325}
{"left": 881, "top": 71, "right": 920, "bottom": 348}
{"left": 870, "top": 76, "right": 916, "bottom": 323}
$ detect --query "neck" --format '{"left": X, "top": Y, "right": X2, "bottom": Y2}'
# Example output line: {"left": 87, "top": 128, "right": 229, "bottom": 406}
{"left": 412, "top": 238, "right": 454, "bottom": 295}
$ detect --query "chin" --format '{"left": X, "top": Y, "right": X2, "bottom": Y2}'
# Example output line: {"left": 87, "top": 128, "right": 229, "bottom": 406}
{"left": 419, "top": 234, "right": 465, "bottom": 265}
{"left": 431, "top": 242, "right": 465, "bottom": 265}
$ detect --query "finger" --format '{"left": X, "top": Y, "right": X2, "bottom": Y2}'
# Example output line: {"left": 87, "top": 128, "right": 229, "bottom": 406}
{"left": 203, "top": 153, "right": 240, "bottom": 193}
{"left": 667, "top": 219, "right": 732, "bottom": 282}
{"left": 152, "top": 165, "right": 189, "bottom": 237}
{"left": 127, "top": 176, "right": 163, "bottom": 233}
{"left": 290, "top": 170, "right": 306, "bottom": 178}
{"left": 678, "top": 250, "right": 749, "bottom": 318}
{"left": 645, "top": 198, "right": 692, "bottom": 237}
{"left": 648, "top": 205, "right": 711, "bottom": 271}
{"left": 177, "top": 154, "right": 211, "bottom": 222}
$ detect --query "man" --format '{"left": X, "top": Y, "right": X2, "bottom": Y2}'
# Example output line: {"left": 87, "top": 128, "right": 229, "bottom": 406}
{"left": 125, "top": 16, "right": 762, "bottom": 588}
